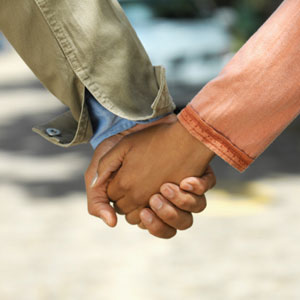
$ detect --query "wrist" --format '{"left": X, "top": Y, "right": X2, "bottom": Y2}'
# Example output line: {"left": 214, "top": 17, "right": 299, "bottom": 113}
{"left": 120, "top": 113, "right": 177, "bottom": 137}
{"left": 167, "top": 120, "right": 215, "bottom": 162}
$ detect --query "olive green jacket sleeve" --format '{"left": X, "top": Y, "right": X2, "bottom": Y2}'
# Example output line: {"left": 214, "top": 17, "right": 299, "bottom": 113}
{"left": 0, "top": 0, "right": 175, "bottom": 146}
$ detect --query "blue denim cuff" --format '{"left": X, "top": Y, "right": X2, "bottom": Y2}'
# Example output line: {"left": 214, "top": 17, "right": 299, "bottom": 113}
{"left": 85, "top": 90, "right": 168, "bottom": 149}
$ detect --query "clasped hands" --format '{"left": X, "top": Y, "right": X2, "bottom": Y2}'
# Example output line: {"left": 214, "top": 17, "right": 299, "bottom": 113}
{"left": 85, "top": 114, "right": 215, "bottom": 239}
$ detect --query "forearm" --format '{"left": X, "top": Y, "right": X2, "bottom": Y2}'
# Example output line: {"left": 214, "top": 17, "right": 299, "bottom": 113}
{"left": 178, "top": 0, "right": 300, "bottom": 172}
{"left": 0, "top": 0, "right": 174, "bottom": 147}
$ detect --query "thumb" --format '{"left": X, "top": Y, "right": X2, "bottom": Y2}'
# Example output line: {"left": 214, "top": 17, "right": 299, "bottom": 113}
{"left": 87, "top": 183, "right": 118, "bottom": 227}
{"left": 86, "top": 167, "right": 118, "bottom": 227}
{"left": 94, "top": 138, "right": 130, "bottom": 187}
{"left": 86, "top": 140, "right": 130, "bottom": 226}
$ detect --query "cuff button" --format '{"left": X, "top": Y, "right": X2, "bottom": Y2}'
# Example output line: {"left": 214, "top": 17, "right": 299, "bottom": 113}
{"left": 46, "top": 128, "right": 61, "bottom": 137}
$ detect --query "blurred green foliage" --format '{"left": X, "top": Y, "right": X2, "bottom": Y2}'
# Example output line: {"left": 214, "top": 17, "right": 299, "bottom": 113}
{"left": 232, "top": 0, "right": 283, "bottom": 49}
{"left": 149, "top": 0, "right": 217, "bottom": 18}
{"left": 151, "top": 0, "right": 231, "bottom": 19}
{"left": 146, "top": 0, "right": 283, "bottom": 46}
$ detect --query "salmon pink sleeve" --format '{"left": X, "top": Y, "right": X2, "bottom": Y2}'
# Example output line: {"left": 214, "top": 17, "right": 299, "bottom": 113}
{"left": 178, "top": 0, "right": 300, "bottom": 172}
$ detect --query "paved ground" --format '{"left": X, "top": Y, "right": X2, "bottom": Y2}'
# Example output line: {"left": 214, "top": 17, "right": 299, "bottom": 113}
{"left": 0, "top": 50, "right": 300, "bottom": 300}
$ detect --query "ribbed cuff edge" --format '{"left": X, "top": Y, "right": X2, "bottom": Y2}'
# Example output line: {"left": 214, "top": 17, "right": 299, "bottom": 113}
{"left": 178, "top": 105, "right": 254, "bottom": 172}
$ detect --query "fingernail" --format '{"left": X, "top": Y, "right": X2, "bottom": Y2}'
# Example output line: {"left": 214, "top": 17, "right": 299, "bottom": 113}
{"left": 163, "top": 186, "right": 175, "bottom": 199}
{"left": 151, "top": 196, "right": 163, "bottom": 210}
{"left": 183, "top": 183, "right": 193, "bottom": 191}
{"left": 90, "top": 173, "right": 98, "bottom": 188}
{"left": 141, "top": 210, "right": 153, "bottom": 225}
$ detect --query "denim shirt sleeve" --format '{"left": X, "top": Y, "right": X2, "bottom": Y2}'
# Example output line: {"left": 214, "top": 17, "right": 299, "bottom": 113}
{"left": 85, "top": 90, "right": 168, "bottom": 149}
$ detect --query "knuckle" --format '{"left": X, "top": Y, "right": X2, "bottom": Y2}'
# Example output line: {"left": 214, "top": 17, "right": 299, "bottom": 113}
{"left": 177, "top": 194, "right": 193, "bottom": 210}
{"left": 113, "top": 203, "right": 125, "bottom": 215}
{"left": 151, "top": 226, "right": 176, "bottom": 239}
{"left": 196, "top": 184, "right": 205, "bottom": 195}
{"left": 117, "top": 176, "right": 131, "bottom": 191}
{"left": 87, "top": 205, "right": 97, "bottom": 217}
{"left": 131, "top": 190, "right": 147, "bottom": 206}
{"left": 161, "top": 230, "right": 177, "bottom": 239}
{"left": 125, "top": 214, "right": 139, "bottom": 225}
{"left": 164, "top": 210, "right": 179, "bottom": 223}
{"left": 193, "top": 198, "right": 207, "bottom": 213}
{"left": 130, "top": 189, "right": 140, "bottom": 202}
{"left": 138, "top": 223, "right": 147, "bottom": 230}
{"left": 96, "top": 157, "right": 105, "bottom": 172}
{"left": 178, "top": 215, "right": 193, "bottom": 231}
{"left": 114, "top": 200, "right": 139, "bottom": 215}
{"left": 107, "top": 184, "right": 116, "bottom": 200}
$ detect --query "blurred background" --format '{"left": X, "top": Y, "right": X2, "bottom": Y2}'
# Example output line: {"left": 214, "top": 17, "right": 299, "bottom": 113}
{"left": 0, "top": 0, "right": 299, "bottom": 299}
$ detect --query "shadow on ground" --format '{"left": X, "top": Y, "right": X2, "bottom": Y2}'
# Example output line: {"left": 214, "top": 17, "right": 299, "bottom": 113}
{"left": 0, "top": 80, "right": 45, "bottom": 92}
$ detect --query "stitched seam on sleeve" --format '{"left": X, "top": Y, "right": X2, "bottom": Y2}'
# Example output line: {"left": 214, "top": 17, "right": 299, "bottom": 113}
{"left": 179, "top": 106, "right": 254, "bottom": 171}
{"left": 33, "top": 0, "right": 93, "bottom": 145}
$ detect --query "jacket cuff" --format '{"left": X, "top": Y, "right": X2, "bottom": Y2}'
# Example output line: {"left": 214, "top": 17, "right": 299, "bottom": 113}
{"left": 32, "top": 66, "right": 175, "bottom": 148}
{"left": 32, "top": 107, "right": 92, "bottom": 147}
{"left": 178, "top": 105, "right": 254, "bottom": 172}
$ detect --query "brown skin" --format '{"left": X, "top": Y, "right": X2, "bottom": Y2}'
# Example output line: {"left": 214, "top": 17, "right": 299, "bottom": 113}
{"left": 85, "top": 116, "right": 216, "bottom": 239}
{"left": 91, "top": 120, "right": 215, "bottom": 238}
{"left": 137, "top": 166, "right": 216, "bottom": 238}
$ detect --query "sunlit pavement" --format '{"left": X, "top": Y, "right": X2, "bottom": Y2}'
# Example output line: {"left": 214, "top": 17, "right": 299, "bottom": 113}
{"left": 0, "top": 51, "right": 299, "bottom": 300}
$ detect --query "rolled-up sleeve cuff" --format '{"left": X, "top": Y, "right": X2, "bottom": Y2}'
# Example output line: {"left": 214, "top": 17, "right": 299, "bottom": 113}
{"left": 178, "top": 105, "right": 254, "bottom": 172}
